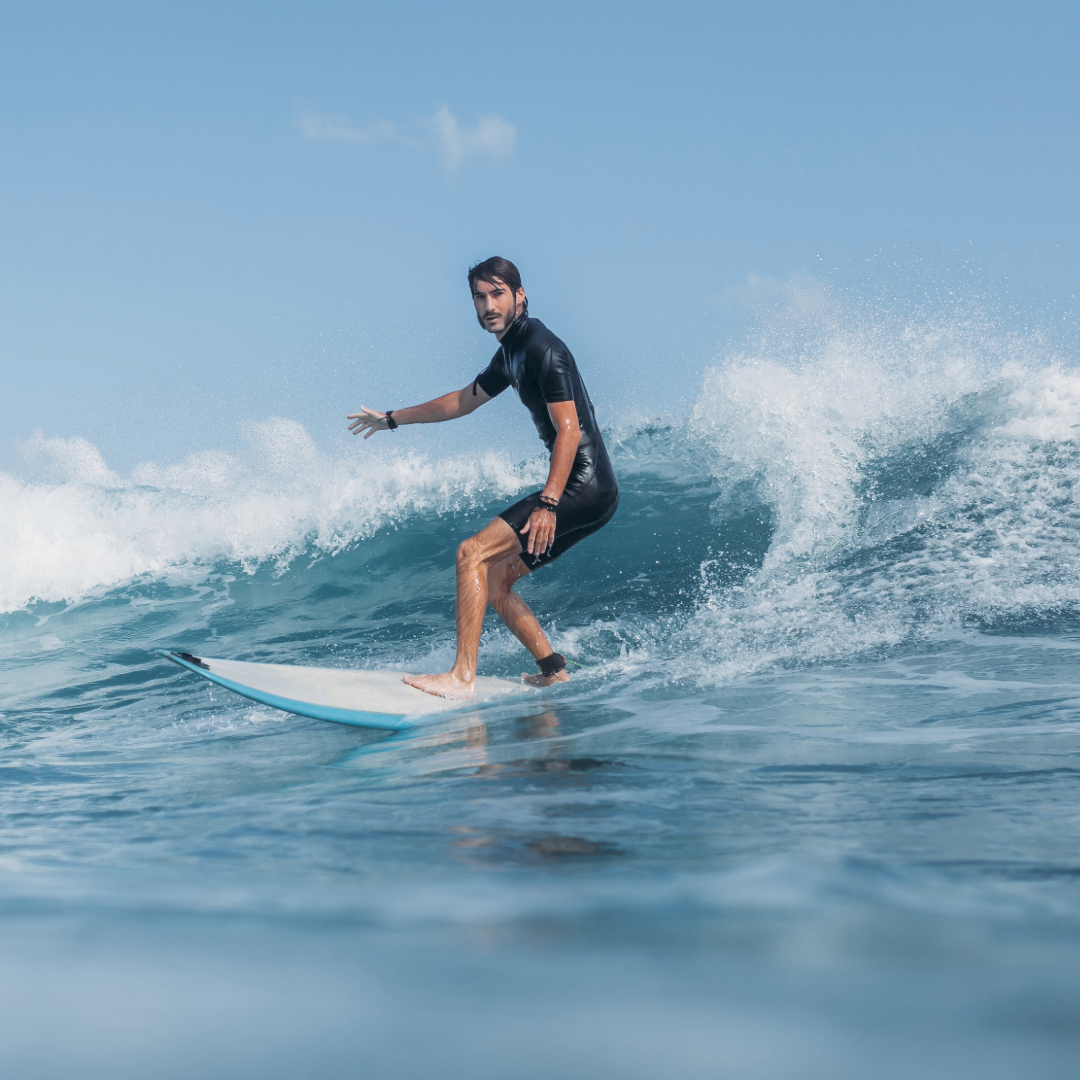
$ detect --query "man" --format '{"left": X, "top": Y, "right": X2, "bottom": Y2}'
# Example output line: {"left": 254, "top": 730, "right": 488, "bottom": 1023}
{"left": 348, "top": 256, "right": 619, "bottom": 698}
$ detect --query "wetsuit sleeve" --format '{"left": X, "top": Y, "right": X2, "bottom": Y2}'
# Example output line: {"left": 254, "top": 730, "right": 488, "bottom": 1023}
{"left": 537, "top": 346, "right": 575, "bottom": 404}
{"left": 473, "top": 350, "right": 510, "bottom": 398}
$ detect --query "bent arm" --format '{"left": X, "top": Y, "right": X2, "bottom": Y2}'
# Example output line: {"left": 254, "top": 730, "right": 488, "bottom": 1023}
{"left": 541, "top": 400, "right": 581, "bottom": 501}
{"left": 519, "top": 400, "right": 582, "bottom": 557}
{"left": 348, "top": 383, "right": 491, "bottom": 438}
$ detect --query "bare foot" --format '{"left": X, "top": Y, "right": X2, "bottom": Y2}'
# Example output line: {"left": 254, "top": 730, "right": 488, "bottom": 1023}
{"left": 403, "top": 672, "right": 476, "bottom": 699}
{"left": 521, "top": 670, "right": 571, "bottom": 688}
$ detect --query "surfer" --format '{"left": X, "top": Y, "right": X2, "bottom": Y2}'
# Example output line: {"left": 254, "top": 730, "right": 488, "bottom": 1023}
{"left": 348, "top": 256, "right": 619, "bottom": 698}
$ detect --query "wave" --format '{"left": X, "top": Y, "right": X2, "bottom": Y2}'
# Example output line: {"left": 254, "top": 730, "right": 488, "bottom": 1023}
{"left": 682, "top": 314, "right": 1080, "bottom": 678}
{"left": 0, "top": 420, "right": 546, "bottom": 613}
{"left": 5, "top": 309, "right": 1080, "bottom": 684}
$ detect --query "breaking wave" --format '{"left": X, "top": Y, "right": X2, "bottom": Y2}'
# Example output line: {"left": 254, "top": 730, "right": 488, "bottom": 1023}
{"left": 4, "top": 304, "right": 1079, "bottom": 684}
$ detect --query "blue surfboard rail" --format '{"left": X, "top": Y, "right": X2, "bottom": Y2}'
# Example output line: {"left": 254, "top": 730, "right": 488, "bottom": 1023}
{"left": 155, "top": 649, "right": 416, "bottom": 731}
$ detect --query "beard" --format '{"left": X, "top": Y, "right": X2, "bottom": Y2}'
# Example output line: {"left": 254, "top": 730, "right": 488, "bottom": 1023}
{"left": 475, "top": 296, "right": 518, "bottom": 334}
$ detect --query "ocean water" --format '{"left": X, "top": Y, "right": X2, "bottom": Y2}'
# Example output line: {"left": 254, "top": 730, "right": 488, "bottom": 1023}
{"left": 3, "top": 314, "right": 1080, "bottom": 1078}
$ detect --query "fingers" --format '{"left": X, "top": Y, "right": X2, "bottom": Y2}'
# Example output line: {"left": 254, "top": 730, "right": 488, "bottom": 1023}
{"left": 524, "top": 511, "right": 555, "bottom": 555}
{"left": 521, "top": 510, "right": 557, "bottom": 555}
{"left": 347, "top": 407, "right": 382, "bottom": 434}
{"left": 347, "top": 407, "right": 385, "bottom": 437}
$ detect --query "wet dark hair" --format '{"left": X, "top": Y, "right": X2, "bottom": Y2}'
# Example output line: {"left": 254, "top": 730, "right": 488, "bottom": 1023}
{"left": 468, "top": 256, "right": 528, "bottom": 317}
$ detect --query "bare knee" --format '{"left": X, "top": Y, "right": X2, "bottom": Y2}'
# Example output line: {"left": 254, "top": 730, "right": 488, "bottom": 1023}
{"left": 457, "top": 537, "right": 484, "bottom": 569}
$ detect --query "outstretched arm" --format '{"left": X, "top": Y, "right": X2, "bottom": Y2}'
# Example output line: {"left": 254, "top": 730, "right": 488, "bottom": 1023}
{"left": 348, "top": 383, "right": 491, "bottom": 438}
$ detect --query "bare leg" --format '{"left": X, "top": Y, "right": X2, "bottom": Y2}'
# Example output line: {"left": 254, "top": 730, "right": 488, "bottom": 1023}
{"left": 403, "top": 518, "right": 523, "bottom": 698}
{"left": 487, "top": 556, "right": 570, "bottom": 688}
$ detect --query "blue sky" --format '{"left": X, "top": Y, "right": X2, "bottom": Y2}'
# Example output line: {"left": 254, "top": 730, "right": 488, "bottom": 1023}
{"left": 2, "top": 0, "right": 1078, "bottom": 469}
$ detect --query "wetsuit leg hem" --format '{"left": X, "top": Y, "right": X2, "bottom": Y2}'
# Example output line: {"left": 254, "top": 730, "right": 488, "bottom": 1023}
{"left": 517, "top": 489, "right": 619, "bottom": 570}
{"left": 497, "top": 484, "right": 619, "bottom": 570}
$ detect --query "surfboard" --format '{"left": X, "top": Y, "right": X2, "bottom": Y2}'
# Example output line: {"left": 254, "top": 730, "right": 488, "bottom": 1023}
{"left": 155, "top": 649, "right": 530, "bottom": 730}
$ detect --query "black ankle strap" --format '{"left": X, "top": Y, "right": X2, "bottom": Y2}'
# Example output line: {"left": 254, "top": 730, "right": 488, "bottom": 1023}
{"left": 537, "top": 652, "right": 566, "bottom": 676}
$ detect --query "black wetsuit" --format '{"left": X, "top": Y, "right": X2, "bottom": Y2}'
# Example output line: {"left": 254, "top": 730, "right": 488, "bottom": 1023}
{"left": 474, "top": 315, "right": 619, "bottom": 570}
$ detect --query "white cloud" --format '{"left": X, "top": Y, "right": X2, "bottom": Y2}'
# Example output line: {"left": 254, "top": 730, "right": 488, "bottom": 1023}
{"left": 431, "top": 106, "right": 516, "bottom": 170}
{"left": 297, "top": 111, "right": 401, "bottom": 145}
{"left": 298, "top": 106, "right": 515, "bottom": 171}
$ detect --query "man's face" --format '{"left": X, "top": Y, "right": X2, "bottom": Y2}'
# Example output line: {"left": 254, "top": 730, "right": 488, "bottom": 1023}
{"left": 472, "top": 277, "right": 526, "bottom": 339}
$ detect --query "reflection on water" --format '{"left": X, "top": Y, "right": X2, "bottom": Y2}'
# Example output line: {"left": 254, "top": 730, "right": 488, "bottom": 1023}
{"left": 347, "top": 710, "right": 626, "bottom": 864}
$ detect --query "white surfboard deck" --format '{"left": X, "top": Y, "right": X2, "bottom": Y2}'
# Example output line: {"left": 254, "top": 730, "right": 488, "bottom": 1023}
{"left": 156, "top": 650, "right": 531, "bottom": 730}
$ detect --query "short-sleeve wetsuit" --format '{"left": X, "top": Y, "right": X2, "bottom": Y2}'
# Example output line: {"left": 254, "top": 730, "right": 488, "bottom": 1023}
{"left": 474, "top": 314, "right": 619, "bottom": 570}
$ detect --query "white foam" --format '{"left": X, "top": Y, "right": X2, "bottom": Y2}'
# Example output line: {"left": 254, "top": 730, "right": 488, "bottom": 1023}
{"left": 684, "top": 305, "right": 1080, "bottom": 681}
{"left": 0, "top": 420, "right": 546, "bottom": 613}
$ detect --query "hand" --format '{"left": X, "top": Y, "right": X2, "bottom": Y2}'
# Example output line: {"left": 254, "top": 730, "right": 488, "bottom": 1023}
{"left": 347, "top": 407, "right": 391, "bottom": 439}
{"left": 520, "top": 506, "right": 556, "bottom": 557}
